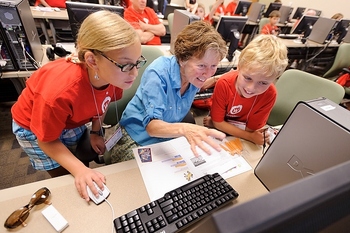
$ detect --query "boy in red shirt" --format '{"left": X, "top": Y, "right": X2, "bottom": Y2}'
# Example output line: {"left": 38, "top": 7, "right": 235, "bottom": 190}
{"left": 225, "top": 0, "right": 238, "bottom": 16}
{"left": 261, "top": 10, "right": 281, "bottom": 35}
{"left": 203, "top": 35, "right": 288, "bottom": 145}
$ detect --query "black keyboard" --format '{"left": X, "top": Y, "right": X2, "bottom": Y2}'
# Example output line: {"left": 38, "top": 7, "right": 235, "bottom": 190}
{"left": 114, "top": 173, "right": 239, "bottom": 233}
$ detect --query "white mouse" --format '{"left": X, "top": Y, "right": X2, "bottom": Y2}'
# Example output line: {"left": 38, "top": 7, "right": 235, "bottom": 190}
{"left": 86, "top": 182, "right": 110, "bottom": 204}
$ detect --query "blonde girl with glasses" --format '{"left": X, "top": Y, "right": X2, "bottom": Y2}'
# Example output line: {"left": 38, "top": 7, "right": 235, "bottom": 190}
{"left": 11, "top": 11, "right": 142, "bottom": 202}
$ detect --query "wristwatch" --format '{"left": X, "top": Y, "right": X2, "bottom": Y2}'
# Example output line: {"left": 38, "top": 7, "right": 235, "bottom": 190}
{"left": 90, "top": 130, "right": 102, "bottom": 136}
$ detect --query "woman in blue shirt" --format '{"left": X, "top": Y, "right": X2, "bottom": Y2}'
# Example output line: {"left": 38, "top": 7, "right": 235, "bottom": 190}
{"left": 110, "top": 21, "right": 228, "bottom": 163}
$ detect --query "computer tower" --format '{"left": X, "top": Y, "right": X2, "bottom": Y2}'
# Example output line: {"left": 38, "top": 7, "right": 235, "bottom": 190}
{"left": 0, "top": 0, "right": 43, "bottom": 71}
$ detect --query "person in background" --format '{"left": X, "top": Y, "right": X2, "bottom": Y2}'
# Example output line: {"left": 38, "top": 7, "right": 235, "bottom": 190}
{"left": 214, "top": 0, "right": 226, "bottom": 17}
{"left": 110, "top": 21, "right": 228, "bottom": 163}
{"left": 331, "top": 13, "right": 344, "bottom": 20}
{"left": 203, "top": 35, "right": 288, "bottom": 145}
{"left": 185, "top": 0, "right": 198, "bottom": 14}
{"left": 261, "top": 10, "right": 281, "bottom": 35}
{"left": 119, "top": 0, "right": 131, "bottom": 8}
{"left": 11, "top": 11, "right": 143, "bottom": 202}
{"left": 195, "top": 0, "right": 224, "bottom": 25}
{"left": 34, "top": 0, "right": 66, "bottom": 8}
{"left": 124, "top": 0, "right": 166, "bottom": 45}
{"left": 225, "top": 0, "right": 238, "bottom": 16}
{"left": 274, "top": 0, "right": 282, "bottom": 3}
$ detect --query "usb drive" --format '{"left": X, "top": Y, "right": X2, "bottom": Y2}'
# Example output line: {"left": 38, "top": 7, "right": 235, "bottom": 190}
{"left": 41, "top": 205, "right": 69, "bottom": 232}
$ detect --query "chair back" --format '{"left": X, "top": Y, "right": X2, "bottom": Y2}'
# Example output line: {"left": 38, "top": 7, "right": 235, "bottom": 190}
{"left": 104, "top": 45, "right": 164, "bottom": 126}
{"left": 267, "top": 69, "right": 345, "bottom": 126}
{"left": 258, "top": 17, "right": 270, "bottom": 33}
{"left": 167, "top": 13, "right": 174, "bottom": 35}
{"left": 323, "top": 43, "right": 350, "bottom": 79}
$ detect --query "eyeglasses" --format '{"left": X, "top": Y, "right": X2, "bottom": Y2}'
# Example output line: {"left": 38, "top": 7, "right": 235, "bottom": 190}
{"left": 97, "top": 51, "right": 147, "bottom": 72}
{"left": 4, "top": 187, "right": 51, "bottom": 229}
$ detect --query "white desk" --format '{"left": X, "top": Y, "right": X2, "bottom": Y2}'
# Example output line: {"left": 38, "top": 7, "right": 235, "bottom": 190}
{"left": 0, "top": 140, "right": 268, "bottom": 233}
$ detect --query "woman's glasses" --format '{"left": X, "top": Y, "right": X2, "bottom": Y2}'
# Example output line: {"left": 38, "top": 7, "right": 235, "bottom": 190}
{"left": 4, "top": 187, "right": 51, "bottom": 229}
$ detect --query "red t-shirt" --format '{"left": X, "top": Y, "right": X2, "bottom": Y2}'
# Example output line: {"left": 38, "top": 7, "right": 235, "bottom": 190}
{"left": 261, "top": 24, "right": 279, "bottom": 35}
{"left": 11, "top": 58, "right": 123, "bottom": 142}
{"left": 210, "top": 70, "right": 276, "bottom": 130}
{"left": 225, "top": 2, "right": 238, "bottom": 16}
{"left": 35, "top": 0, "right": 66, "bottom": 8}
{"left": 215, "top": 5, "right": 226, "bottom": 16}
{"left": 124, "top": 6, "right": 162, "bottom": 45}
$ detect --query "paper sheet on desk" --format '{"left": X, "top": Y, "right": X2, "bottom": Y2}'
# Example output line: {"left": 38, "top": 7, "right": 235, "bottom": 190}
{"left": 133, "top": 136, "right": 251, "bottom": 201}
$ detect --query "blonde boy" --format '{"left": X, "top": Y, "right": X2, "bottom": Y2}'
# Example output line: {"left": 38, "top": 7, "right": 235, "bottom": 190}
{"left": 204, "top": 35, "right": 288, "bottom": 145}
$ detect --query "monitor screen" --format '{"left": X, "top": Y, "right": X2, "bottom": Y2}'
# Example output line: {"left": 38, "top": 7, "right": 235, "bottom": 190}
{"left": 234, "top": 0, "right": 252, "bottom": 17}
{"left": 292, "top": 7, "right": 306, "bottom": 19}
{"left": 334, "top": 19, "right": 350, "bottom": 43}
{"left": 343, "top": 27, "right": 350, "bottom": 43}
{"left": 66, "top": 2, "right": 124, "bottom": 41}
{"left": 169, "top": 9, "right": 200, "bottom": 54}
{"left": 192, "top": 159, "right": 350, "bottom": 233}
{"left": 291, "top": 15, "right": 319, "bottom": 38}
{"left": 279, "top": 5, "right": 293, "bottom": 24}
{"left": 216, "top": 16, "right": 248, "bottom": 62}
{"left": 247, "top": 2, "right": 265, "bottom": 23}
{"left": 308, "top": 17, "right": 337, "bottom": 44}
{"left": 163, "top": 4, "right": 186, "bottom": 19}
{"left": 263, "top": 3, "right": 281, "bottom": 18}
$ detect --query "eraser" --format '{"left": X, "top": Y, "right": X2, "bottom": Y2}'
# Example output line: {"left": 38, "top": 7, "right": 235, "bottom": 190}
{"left": 42, "top": 205, "right": 69, "bottom": 232}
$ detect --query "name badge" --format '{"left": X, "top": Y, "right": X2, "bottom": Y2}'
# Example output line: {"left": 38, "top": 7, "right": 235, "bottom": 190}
{"left": 105, "top": 126, "right": 122, "bottom": 151}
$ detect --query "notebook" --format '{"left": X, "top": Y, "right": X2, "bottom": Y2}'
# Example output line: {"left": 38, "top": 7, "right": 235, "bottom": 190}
{"left": 255, "top": 97, "right": 350, "bottom": 191}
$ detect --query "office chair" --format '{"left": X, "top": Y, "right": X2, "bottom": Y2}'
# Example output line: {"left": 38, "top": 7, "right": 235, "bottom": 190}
{"left": 267, "top": 69, "right": 345, "bottom": 126}
{"left": 167, "top": 13, "right": 174, "bottom": 35}
{"left": 322, "top": 43, "right": 350, "bottom": 79}
{"left": 258, "top": 17, "right": 270, "bottom": 33}
{"left": 75, "top": 46, "right": 164, "bottom": 165}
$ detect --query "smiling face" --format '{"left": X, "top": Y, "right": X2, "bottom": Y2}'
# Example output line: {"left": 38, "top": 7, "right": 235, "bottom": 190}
{"left": 180, "top": 49, "right": 221, "bottom": 88}
{"left": 235, "top": 68, "right": 275, "bottom": 98}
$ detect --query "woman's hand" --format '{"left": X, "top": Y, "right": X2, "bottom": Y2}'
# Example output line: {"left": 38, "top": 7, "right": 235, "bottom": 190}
{"left": 182, "top": 124, "right": 226, "bottom": 157}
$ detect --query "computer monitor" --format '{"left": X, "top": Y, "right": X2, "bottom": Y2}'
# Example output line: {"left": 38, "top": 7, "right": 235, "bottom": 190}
{"left": 234, "top": 0, "right": 252, "bottom": 17}
{"left": 263, "top": 2, "right": 281, "bottom": 18}
{"left": 291, "top": 15, "right": 319, "bottom": 38}
{"left": 163, "top": 3, "right": 186, "bottom": 19}
{"left": 279, "top": 5, "right": 293, "bottom": 24}
{"left": 308, "top": 17, "right": 337, "bottom": 44}
{"left": 334, "top": 19, "right": 350, "bottom": 44}
{"left": 292, "top": 7, "right": 306, "bottom": 19}
{"left": 169, "top": 10, "right": 200, "bottom": 54}
{"left": 192, "top": 159, "right": 350, "bottom": 233}
{"left": 343, "top": 26, "right": 350, "bottom": 43}
{"left": 247, "top": 2, "right": 265, "bottom": 23}
{"left": 66, "top": 1, "right": 124, "bottom": 41}
{"left": 216, "top": 16, "right": 248, "bottom": 62}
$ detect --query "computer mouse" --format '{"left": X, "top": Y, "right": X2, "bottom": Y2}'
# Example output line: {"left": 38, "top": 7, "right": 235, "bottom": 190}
{"left": 86, "top": 182, "right": 110, "bottom": 204}
{"left": 53, "top": 7, "right": 61, "bottom": 12}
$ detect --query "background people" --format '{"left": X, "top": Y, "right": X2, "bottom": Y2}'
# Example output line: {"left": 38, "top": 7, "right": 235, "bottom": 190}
{"left": 124, "top": 0, "right": 166, "bottom": 45}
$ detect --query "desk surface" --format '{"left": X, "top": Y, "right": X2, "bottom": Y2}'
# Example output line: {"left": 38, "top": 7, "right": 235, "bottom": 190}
{"left": 0, "top": 140, "right": 268, "bottom": 233}
{"left": 31, "top": 7, "right": 69, "bottom": 20}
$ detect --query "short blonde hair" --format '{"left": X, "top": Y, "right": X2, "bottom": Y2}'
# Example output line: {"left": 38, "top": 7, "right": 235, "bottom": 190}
{"left": 76, "top": 11, "right": 139, "bottom": 62}
{"left": 174, "top": 21, "right": 227, "bottom": 62}
{"left": 238, "top": 34, "right": 288, "bottom": 79}
{"left": 269, "top": 10, "right": 281, "bottom": 18}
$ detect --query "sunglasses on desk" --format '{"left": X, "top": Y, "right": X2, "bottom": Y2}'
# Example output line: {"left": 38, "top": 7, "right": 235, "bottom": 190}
{"left": 4, "top": 187, "right": 51, "bottom": 229}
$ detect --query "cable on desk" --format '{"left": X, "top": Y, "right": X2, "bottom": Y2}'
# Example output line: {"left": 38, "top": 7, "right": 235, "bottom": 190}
{"left": 104, "top": 198, "right": 115, "bottom": 233}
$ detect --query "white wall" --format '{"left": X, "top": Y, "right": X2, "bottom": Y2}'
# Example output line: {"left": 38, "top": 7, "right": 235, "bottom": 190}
{"left": 170, "top": 0, "right": 350, "bottom": 19}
